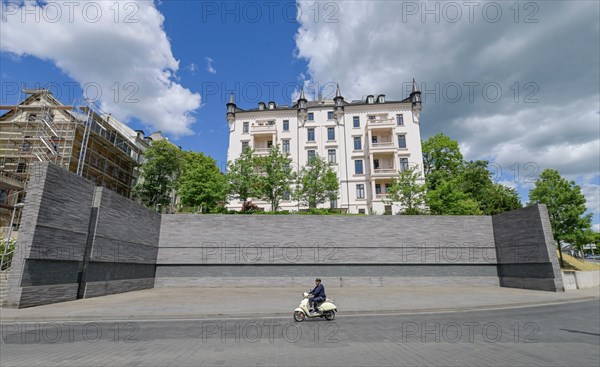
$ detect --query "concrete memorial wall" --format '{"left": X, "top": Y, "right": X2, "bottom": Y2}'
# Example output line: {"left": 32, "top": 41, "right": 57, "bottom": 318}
{"left": 3, "top": 163, "right": 564, "bottom": 308}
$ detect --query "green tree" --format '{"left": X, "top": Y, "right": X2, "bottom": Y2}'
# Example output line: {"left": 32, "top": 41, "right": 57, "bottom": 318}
{"left": 388, "top": 166, "right": 427, "bottom": 215}
{"left": 295, "top": 154, "right": 339, "bottom": 209}
{"left": 177, "top": 151, "right": 227, "bottom": 213}
{"left": 528, "top": 169, "right": 593, "bottom": 267}
{"left": 133, "top": 140, "right": 183, "bottom": 212}
{"left": 422, "top": 133, "right": 464, "bottom": 190}
{"left": 480, "top": 183, "right": 522, "bottom": 215}
{"left": 458, "top": 160, "right": 522, "bottom": 215}
{"left": 571, "top": 228, "right": 596, "bottom": 255}
{"left": 227, "top": 148, "right": 260, "bottom": 209}
{"left": 425, "top": 178, "right": 482, "bottom": 215}
{"left": 255, "top": 146, "right": 295, "bottom": 212}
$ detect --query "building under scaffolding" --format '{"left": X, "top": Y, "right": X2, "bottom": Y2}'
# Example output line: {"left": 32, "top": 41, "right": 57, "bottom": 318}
{"left": 0, "top": 89, "right": 152, "bottom": 227}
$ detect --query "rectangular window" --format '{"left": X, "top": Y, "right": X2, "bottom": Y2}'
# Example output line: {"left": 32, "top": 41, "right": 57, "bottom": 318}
{"left": 327, "top": 127, "right": 335, "bottom": 141}
{"left": 282, "top": 140, "right": 290, "bottom": 154}
{"left": 328, "top": 149, "right": 336, "bottom": 164}
{"left": 385, "top": 183, "right": 390, "bottom": 193}
{"left": 356, "top": 184, "right": 365, "bottom": 199}
{"left": 330, "top": 199, "right": 337, "bottom": 209}
{"left": 396, "top": 114, "right": 404, "bottom": 126}
{"left": 283, "top": 191, "right": 290, "bottom": 200}
{"left": 355, "top": 160, "right": 364, "bottom": 175}
{"left": 353, "top": 136, "right": 362, "bottom": 150}
{"left": 353, "top": 116, "right": 360, "bottom": 128}
{"left": 308, "top": 112, "right": 314, "bottom": 121}
{"left": 375, "top": 184, "right": 381, "bottom": 195}
{"left": 283, "top": 120, "right": 289, "bottom": 131}
{"left": 368, "top": 115, "right": 376, "bottom": 120}
{"left": 27, "top": 114, "right": 37, "bottom": 122}
{"left": 307, "top": 128, "right": 315, "bottom": 142}
{"left": 327, "top": 111, "right": 334, "bottom": 120}
{"left": 372, "top": 135, "right": 378, "bottom": 144}
{"left": 243, "top": 121, "right": 249, "bottom": 133}
{"left": 400, "top": 158, "right": 409, "bottom": 172}
{"left": 373, "top": 159, "right": 380, "bottom": 169}
{"left": 358, "top": 208, "right": 366, "bottom": 214}
{"left": 241, "top": 141, "right": 249, "bottom": 151}
{"left": 308, "top": 150, "right": 316, "bottom": 163}
{"left": 398, "top": 134, "right": 407, "bottom": 149}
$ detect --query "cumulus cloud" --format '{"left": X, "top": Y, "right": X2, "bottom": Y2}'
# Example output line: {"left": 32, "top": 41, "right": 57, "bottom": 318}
{"left": 1, "top": 0, "right": 201, "bottom": 136}
{"left": 295, "top": 0, "right": 600, "bottom": 215}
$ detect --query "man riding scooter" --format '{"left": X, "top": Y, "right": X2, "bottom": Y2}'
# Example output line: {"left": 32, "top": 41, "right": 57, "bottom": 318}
{"left": 309, "top": 278, "right": 326, "bottom": 313}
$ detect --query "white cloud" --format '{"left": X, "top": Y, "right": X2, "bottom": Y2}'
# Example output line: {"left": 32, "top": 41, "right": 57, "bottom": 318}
{"left": 1, "top": 0, "right": 200, "bottom": 136}
{"left": 205, "top": 57, "right": 216, "bottom": 74}
{"left": 581, "top": 182, "right": 600, "bottom": 215}
{"left": 187, "top": 63, "right": 198, "bottom": 75}
{"left": 295, "top": 0, "right": 600, "bottom": 220}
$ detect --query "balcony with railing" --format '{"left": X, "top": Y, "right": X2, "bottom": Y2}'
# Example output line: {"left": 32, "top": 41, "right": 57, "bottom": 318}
{"left": 253, "top": 147, "right": 271, "bottom": 156}
{"left": 251, "top": 120, "right": 277, "bottom": 135}
{"left": 367, "top": 114, "right": 395, "bottom": 128}
{"left": 374, "top": 179, "right": 393, "bottom": 200}
{"left": 371, "top": 153, "right": 397, "bottom": 177}
{"left": 370, "top": 136, "right": 395, "bottom": 152}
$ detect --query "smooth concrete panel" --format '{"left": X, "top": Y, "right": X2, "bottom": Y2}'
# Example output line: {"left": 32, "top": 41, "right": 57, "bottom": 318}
{"left": 154, "top": 276, "right": 500, "bottom": 288}
{"left": 157, "top": 245, "right": 498, "bottom": 265}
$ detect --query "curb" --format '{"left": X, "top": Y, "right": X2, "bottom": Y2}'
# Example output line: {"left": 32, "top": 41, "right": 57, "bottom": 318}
{"left": 1, "top": 296, "right": 597, "bottom": 323}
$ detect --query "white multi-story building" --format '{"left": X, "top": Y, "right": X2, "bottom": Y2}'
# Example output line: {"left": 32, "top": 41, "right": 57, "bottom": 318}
{"left": 226, "top": 82, "right": 424, "bottom": 214}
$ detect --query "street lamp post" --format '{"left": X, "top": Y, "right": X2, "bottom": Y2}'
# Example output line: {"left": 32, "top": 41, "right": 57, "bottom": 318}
{"left": 1, "top": 202, "right": 25, "bottom": 270}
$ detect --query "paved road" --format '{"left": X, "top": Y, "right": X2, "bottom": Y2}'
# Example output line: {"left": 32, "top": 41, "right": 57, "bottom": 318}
{"left": 2, "top": 300, "right": 599, "bottom": 367}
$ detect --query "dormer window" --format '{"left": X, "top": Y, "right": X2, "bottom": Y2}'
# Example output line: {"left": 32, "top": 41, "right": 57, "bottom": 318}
{"left": 377, "top": 95, "right": 385, "bottom": 103}
{"left": 367, "top": 96, "right": 374, "bottom": 104}
{"left": 268, "top": 102, "right": 276, "bottom": 110}
{"left": 258, "top": 102, "right": 266, "bottom": 110}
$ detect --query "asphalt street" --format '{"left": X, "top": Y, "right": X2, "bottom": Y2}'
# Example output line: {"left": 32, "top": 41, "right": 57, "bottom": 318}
{"left": 2, "top": 300, "right": 599, "bottom": 366}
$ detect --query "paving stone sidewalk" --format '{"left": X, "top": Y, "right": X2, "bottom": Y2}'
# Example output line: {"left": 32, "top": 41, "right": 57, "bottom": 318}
{"left": 1, "top": 286, "right": 599, "bottom": 322}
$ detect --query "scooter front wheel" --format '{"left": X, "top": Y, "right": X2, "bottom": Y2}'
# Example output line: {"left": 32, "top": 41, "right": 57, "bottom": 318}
{"left": 293, "top": 311, "right": 306, "bottom": 322}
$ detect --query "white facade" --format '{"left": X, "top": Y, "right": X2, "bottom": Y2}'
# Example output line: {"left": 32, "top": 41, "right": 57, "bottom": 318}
{"left": 226, "top": 85, "right": 424, "bottom": 214}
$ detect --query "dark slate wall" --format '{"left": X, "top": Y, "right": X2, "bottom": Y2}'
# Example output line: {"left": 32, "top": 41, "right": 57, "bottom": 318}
{"left": 492, "top": 204, "right": 564, "bottom": 291}
{"left": 3, "top": 163, "right": 95, "bottom": 308}
{"left": 84, "top": 187, "right": 161, "bottom": 298}
{"left": 4, "top": 163, "right": 564, "bottom": 308}
{"left": 3, "top": 163, "right": 161, "bottom": 308}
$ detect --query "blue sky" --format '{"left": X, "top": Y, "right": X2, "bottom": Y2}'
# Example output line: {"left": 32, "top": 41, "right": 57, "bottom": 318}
{"left": 1, "top": 1, "right": 598, "bottom": 228}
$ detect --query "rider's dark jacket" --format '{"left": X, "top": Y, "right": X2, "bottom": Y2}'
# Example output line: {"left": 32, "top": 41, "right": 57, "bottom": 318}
{"left": 310, "top": 284, "right": 326, "bottom": 299}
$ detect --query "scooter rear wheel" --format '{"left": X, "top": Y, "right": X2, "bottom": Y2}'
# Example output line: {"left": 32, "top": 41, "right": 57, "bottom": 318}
{"left": 293, "top": 311, "right": 306, "bottom": 322}
{"left": 323, "top": 310, "right": 335, "bottom": 321}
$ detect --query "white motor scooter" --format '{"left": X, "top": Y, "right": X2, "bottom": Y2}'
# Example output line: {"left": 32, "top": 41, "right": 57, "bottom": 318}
{"left": 293, "top": 291, "right": 337, "bottom": 322}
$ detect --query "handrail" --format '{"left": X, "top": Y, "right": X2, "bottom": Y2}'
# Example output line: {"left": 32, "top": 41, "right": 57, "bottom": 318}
{"left": 0, "top": 170, "right": 26, "bottom": 182}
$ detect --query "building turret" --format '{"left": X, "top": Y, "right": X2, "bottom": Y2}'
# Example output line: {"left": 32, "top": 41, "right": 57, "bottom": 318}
{"left": 226, "top": 93, "right": 236, "bottom": 123}
{"left": 410, "top": 78, "right": 422, "bottom": 123}
{"left": 333, "top": 84, "right": 344, "bottom": 120}
{"left": 297, "top": 88, "right": 308, "bottom": 122}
